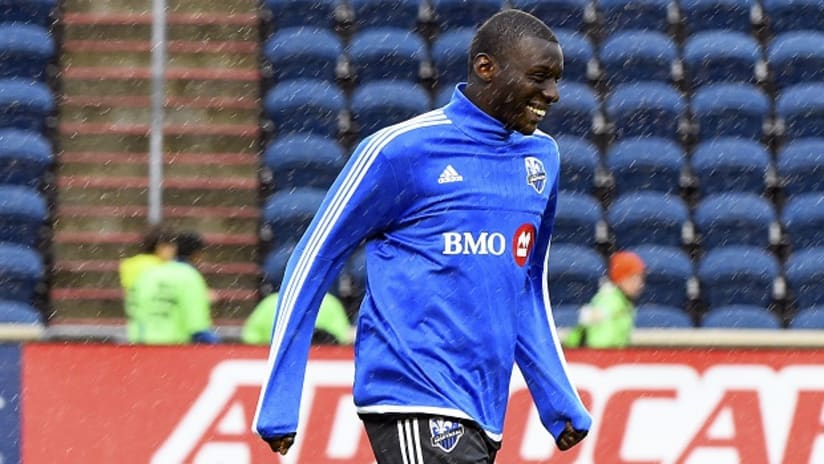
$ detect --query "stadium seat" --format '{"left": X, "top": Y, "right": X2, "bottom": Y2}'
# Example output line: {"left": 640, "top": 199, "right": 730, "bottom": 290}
{"left": 555, "top": 135, "right": 598, "bottom": 193}
{"left": 684, "top": 31, "right": 760, "bottom": 87}
{"left": 0, "top": 129, "right": 52, "bottom": 187}
{"left": 605, "top": 82, "right": 685, "bottom": 140}
{"left": 778, "top": 138, "right": 824, "bottom": 196}
{"left": 698, "top": 246, "right": 780, "bottom": 309}
{"left": 262, "top": 0, "right": 338, "bottom": 30}
{"left": 551, "top": 304, "right": 581, "bottom": 328}
{"left": 430, "top": 0, "right": 502, "bottom": 31}
{"left": 694, "top": 193, "right": 777, "bottom": 250}
{"left": 552, "top": 29, "right": 594, "bottom": 83}
{"left": 548, "top": 244, "right": 605, "bottom": 306}
{"left": 692, "top": 83, "right": 769, "bottom": 140}
{"left": 600, "top": 31, "right": 676, "bottom": 87}
{"left": 789, "top": 305, "right": 824, "bottom": 330}
{"left": 607, "top": 137, "right": 683, "bottom": 195}
{"left": 350, "top": 0, "right": 421, "bottom": 30}
{"left": 777, "top": 84, "right": 824, "bottom": 140}
{"left": 786, "top": 248, "right": 824, "bottom": 310}
{"left": 0, "top": 242, "right": 43, "bottom": 303}
{"left": 680, "top": 0, "right": 754, "bottom": 34}
{"left": 261, "top": 187, "right": 327, "bottom": 246}
{"left": 0, "top": 24, "right": 55, "bottom": 81}
{"left": 432, "top": 28, "right": 473, "bottom": 88}
{"left": 511, "top": 0, "right": 589, "bottom": 32}
{"left": 0, "top": 185, "right": 47, "bottom": 248}
{"left": 262, "top": 28, "right": 342, "bottom": 82}
{"left": 0, "top": 79, "right": 54, "bottom": 132}
{"left": 349, "top": 28, "right": 427, "bottom": 83}
{"left": 598, "top": 0, "right": 672, "bottom": 35}
{"left": 608, "top": 192, "right": 689, "bottom": 248}
{"left": 702, "top": 305, "right": 781, "bottom": 329}
{"left": 351, "top": 80, "right": 430, "bottom": 137}
{"left": 635, "top": 304, "right": 694, "bottom": 328}
{"left": 631, "top": 245, "right": 693, "bottom": 308}
{"left": 763, "top": 0, "right": 824, "bottom": 34}
{"left": 0, "top": 0, "right": 57, "bottom": 26}
{"left": 539, "top": 81, "right": 597, "bottom": 138}
{"left": 343, "top": 245, "right": 368, "bottom": 297}
{"left": 263, "top": 135, "right": 345, "bottom": 191}
{"left": 263, "top": 79, "right": 344, "bottom": 138}
{"left": 768, "top": 32, "right": 824, "bottom": 90}
{"left": 691, "top": 138, "right": 769, "bottom": 195}
{"left": 782, "top": 193, "right": 824, "bottom": 250}
{"left": 261, "top": 242, "right": 298, "bottom": 290}
{"left": 0, "top": 299, "right": 40, "bottom": 324}
{"left": 554, "top": 192, "right": 604, "bottom": 246}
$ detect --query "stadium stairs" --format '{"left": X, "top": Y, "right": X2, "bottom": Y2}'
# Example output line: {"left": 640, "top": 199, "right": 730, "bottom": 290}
{"left": 50, "top": 0, "right": 262, "bottom": 328}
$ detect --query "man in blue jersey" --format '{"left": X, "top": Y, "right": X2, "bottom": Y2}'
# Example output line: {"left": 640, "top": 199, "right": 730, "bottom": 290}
{"left": 254, "top": 9, "right": 591, "bottom": 462}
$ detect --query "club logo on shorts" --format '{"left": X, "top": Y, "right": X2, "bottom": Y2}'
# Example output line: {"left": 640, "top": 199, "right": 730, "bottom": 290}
{"left": 429, "top": 418, "right": 465, "bottom": 453}
{"left": 525, "top": 157, "right": 547, "bottom": 194}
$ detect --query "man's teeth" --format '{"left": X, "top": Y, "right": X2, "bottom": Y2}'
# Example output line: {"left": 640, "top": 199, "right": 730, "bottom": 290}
{"left": 528, "top": 105, "right": 546, "bottom": 118}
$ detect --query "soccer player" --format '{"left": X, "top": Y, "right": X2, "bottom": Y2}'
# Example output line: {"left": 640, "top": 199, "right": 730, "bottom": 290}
{"left": 253, "top": 9, "right": 591, "bottom": 462}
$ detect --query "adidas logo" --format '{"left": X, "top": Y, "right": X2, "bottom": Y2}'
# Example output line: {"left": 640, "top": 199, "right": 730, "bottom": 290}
{"left": 438, "top": 165, "right": 463, "bottom": 184}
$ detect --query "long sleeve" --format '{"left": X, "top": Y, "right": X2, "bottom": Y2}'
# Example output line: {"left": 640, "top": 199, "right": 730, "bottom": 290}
{"left": 253, "top": 135, "right": 407, "bottom": 439}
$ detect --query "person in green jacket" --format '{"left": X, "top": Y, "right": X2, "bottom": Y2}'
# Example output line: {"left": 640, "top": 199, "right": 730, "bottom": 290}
{"left": 565, "top": 251, "right": 645, "bottom": 348}
{"left": 119, "top": 225, "right": 177, "bottom": 292}
{"left": 242, "top": 291, "right": 355, "bottom": 345}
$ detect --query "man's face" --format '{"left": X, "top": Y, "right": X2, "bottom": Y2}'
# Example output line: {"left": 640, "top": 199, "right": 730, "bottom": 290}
{"left": 488, "top": 36, "right": 564, "bottom": 135}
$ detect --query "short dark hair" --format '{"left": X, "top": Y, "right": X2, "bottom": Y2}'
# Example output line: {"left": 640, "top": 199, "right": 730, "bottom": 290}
{"left": 469, "top": 9, "right": 558, "bottom": 68}
{"left": 139, "top": 225, "right": 176, "bottom": 253}
{"left": 176, "top": 231, "right": 205, "bottom": 259}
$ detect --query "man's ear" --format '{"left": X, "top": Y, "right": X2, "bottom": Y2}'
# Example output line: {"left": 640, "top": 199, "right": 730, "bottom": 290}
{"left": 472, "top": 53, "right": 496, "bottom": 82}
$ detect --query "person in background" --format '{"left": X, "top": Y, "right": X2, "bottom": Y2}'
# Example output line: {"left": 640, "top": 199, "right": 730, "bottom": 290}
{"left": 566, "top": 251, "right": 646, "bottom": 349}
{"left": 242, "top": 291, "right": 355, "bottom": 345}
{"left": 119, "top": 225, "right": 177, "bottom": 292}
{"left": 125, "top": 231, "right": 219, "bottom": 344}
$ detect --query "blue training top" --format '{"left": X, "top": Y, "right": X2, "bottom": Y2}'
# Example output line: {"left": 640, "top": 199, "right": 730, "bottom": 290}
{"left": 253, "top": 84, "right": 592, "bottom": 442}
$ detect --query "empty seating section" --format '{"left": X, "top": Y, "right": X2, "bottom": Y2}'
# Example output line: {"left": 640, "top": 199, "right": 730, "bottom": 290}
{"left": 258, "top": 0, "right": 824, "bottom": 328}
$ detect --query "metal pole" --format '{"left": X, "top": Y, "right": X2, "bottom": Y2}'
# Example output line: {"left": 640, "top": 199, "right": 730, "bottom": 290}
{"left": 148, "top": 0, "right": 167, "bottom": 224}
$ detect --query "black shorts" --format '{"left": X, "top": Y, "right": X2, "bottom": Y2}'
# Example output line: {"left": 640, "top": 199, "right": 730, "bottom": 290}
{"left": 361, "top": 413, "right": 500, "bottom": 464}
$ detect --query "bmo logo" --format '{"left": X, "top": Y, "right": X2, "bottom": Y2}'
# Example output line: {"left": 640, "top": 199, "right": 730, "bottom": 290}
{"left": 442, "top": 231, "right": 506, "bottom": 256}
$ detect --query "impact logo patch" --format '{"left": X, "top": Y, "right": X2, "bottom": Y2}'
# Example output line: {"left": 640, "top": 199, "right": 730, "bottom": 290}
{"left": 429, "top": 418, "right": 465, "bottom": 453}
{"left": 513, "top": 223, "right": 536, "bottom": 267}
{"left": 524, "top": 157, "right": 547, "bottom": 194}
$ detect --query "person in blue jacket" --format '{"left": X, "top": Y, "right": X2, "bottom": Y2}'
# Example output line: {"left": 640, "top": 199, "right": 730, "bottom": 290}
{"left": 253, "top": 9, "right": 591, "bottom": 462}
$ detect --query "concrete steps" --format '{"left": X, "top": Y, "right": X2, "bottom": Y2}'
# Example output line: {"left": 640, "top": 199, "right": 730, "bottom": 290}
{"left": 63, "top": 13, "right": 259, "bottom": 42}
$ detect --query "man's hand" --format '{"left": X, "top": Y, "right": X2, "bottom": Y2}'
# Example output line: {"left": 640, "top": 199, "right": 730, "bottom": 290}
{"left": 265, "top": 434, "right": 295, "bottom": 455}
{"left": 556, "top": 421, "right": 587, "bottom": 451}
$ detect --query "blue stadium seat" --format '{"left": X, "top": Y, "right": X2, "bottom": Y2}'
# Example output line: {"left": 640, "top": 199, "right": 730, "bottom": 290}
{"left": 262, "top": 28, "right": 342, "bottom": 82}
{"left": 691, "top": 138, "right": 769, "bottom": 195}
{"left": 782, "top": 193, "right": 824, "bottom": 250}
{"left": 777, "top": 84, "right": 824, "bottom": 140}
{"left": 555, "top": 135, "right": 598, "bottom": 193}
{"left": 432, "top": 28, "right": 473, "bottom": 88}
{"left": 601, "top": 31, "right": 676, "bottom": 87}
{"left": 554, "top": 192, "right": 603, "bottom": 246}
{"left": 0, "top": 79, "right": 54, "bottom": 132}
{"left": 0, "top": 24, "right": 55, "bottom": 81}
{"left": 778, "top": 138, "right": 824, "bottom": 196}
{"left": 605, "top": 82, "right": 685, "bottom": 140}
{"left": 0, "top": 243, "right": 43, "bottom": 303}
{"left": 0, "top": 129, "right": 51, "bottom": 187}
{"left": 351, "top": 80, "right": 430, "bottom": 137}
{"left": 349, "top": 28, "right": 427, "bottom": 83}
{"left": 553, "top": 29, "right": 594, "bottom": 83}
{"left": 350, "top": 0, "right": 421, "bottom": 30}
{"left": 702, "top": 305, "right": 781, "bottom": 329}
{"left": 698, "top": 246, "right": 779, "bottom": 309}
{"left": 0, "top": 299, "right": 40, "bottom": 324}
{"left": 692, "top": 83, "right": 769, "bottom": 140}
{"left": 598, "top": 0, "right": 672, "bottom": 35}
{"left": 608, "top": 192, "right": 689, "bottom": 248}
{"left": 261, "top": 242, "right": 297, "bottom": 290}
{"left": 786, "top": 248, "right": 824, "bottom": 310}
{"left": 0, "top": 0, "right": 57, "bottom": 26}
{"left": 430, "top": 0, "right": 501, "bottom": 31}
{"left": 768, "top": 32, "right": 824, "bottom": 90}
{"left": 262, "top": 0, "right": 338, "bottom": 29}
{"left": 263, "top": 135, "right": 345, "bottom": 191}
{"left": 763, "top": 0, "right": 824, "bottom": 34}
{"left": 511, "top": 0, "right": 589, "bottom": 31}
{"left": 607, "top": 137, "right": 683, "bottom": 195}
{"left": 631, "top": 245, "right": 693, "bottom": 308}
{"left": 789, "top": 306, "right": 824, "bottom": 330}
{"left": 548, "top": 244, "right": 605, "bottom": 306}
{"left": 434, "top": 85, "right": 454, "bottom": 107}
{"left": 263, "top": 79, "right": 344, "bottom": 138}
{"left": 0, "top": 185, "right": 47, "bottom": 248}
{"left": 694, "top": 193, "right": 777, "bottom": 250}
{"left": 551, "top": 304, "right": 581, "bottom": 328}
{"left": 635, "top": 304, "right": 694, "bottom": 328}
{"left": 539, "top": 81, "right": 597, "bottom": 138}
{"left": 261, "top": 187, "right": 326, "bottom": 246}
{"left": 343, "top": 245, "right": 368, "bottom": 296}
{"left": 680, "top": 0, "right": 754, "bottom": 34}
{"left": 684, "top": 31, "right": 760, "bottom": 87}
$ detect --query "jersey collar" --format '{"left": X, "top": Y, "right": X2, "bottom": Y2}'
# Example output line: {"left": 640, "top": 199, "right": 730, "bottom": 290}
{"left": 443, "top": 83, "right": 514, "bottom": 145}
